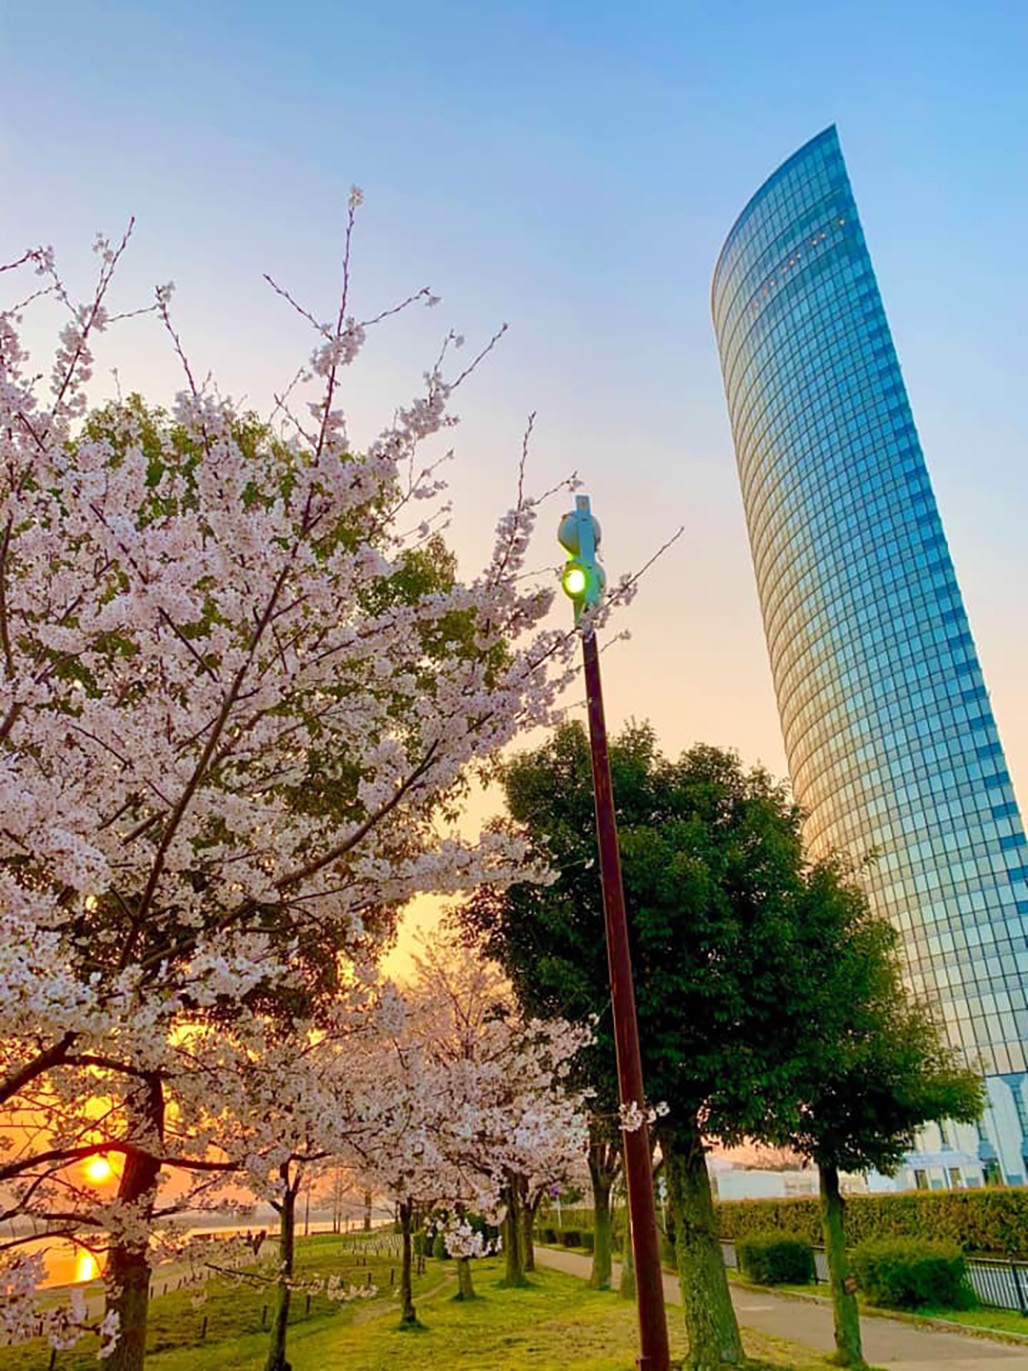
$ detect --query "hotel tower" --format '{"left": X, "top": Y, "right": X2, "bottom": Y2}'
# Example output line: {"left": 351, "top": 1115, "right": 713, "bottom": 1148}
{"left": 712, "top": 126, "right": 1028, "bottom": 1183}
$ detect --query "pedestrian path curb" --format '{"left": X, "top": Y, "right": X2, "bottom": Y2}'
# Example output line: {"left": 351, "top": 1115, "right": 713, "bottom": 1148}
{"left": 536, "top": 1245, "right": 1028, "bottom": 1369}
{"left": 725, "top": 1271, "right": 1028, "bottom": 1349}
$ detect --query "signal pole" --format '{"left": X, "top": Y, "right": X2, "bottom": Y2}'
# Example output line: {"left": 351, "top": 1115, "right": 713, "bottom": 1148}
{"left": 558, "top": 495, "right": 670, "bottom": 1371}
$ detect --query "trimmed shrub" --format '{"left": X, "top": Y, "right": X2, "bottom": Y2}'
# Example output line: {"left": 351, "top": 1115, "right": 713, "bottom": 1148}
{"left": 560, "top": 1229, "right": 583, "bottom": 1248}
{"left": 851, "top": 1238, "right": 976, "bottom": 1310}
{"left": 737, "top": 1233, "right": 815, "bottom": 1286}
{"left": 580, "top": 1231, "right": 595, "bottom": 1252}
{"left": 431, "top": 1232, "right": 448, "bottom": 1259}
{"left": 716, "top": 1187, "right": 1028, "bottom": 1259}
{"left": 539, "top": 1226, "right": 557, "bottom": 1244}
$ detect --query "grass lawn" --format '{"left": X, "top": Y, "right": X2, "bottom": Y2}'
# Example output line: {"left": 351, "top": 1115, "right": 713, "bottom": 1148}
{"left": 871, "top": 1305, "right": 1028, "bottom": 1338}
{"left": 4, "top": 1244, "right": 840, "bottom": 1370}
{"left": 1, "top": 1233, "right": 414, "bottom": 1371}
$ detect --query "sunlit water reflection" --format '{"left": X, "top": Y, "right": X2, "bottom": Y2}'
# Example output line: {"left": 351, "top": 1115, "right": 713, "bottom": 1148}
{"left": 26, "top": 1219, "right": 338, "bottom": 1288}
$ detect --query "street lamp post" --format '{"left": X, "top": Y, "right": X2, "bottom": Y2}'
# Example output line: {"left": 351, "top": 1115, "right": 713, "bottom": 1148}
{"left": 558, "top": 494, "right": 671, "bottom": 1371}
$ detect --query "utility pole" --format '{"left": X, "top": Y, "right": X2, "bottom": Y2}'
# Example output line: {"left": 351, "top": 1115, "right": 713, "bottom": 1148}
{"left": 558, "top": 495, "right": 670, "bottom": 1371}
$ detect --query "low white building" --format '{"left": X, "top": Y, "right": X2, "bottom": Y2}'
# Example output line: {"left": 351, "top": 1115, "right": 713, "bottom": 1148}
{"left": 713, "top": 1134, "right": 990, "bottom": 1200}
{"left": 713, "top": 1167, "right": 819, "bottom": 1202}
{"left": 865, "top": 1118, "right": 989, "bottom": 1192}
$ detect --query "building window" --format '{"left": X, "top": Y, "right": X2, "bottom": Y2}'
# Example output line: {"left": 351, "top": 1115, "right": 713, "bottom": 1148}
{"left": 914, "top": 1169, "right": 929, "bottom": 1190}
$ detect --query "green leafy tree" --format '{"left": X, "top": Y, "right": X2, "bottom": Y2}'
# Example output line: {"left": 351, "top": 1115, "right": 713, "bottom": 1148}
{"left": 459, "top": 721, "right": 875, "bottom": 1369}
{"left": 784, "top": 868, "right": 984, "bottom": 1367}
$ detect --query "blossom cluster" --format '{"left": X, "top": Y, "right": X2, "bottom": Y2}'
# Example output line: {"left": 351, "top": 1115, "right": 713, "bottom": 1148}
{"left": 0, "top": 1252, "right": 118, "bottom": 1357}
{"left": 437, "top": 1215, "right": 496, "bottom": 1261}
{"left": 618, "top": 1100, "right": 670, "bottom": 1133}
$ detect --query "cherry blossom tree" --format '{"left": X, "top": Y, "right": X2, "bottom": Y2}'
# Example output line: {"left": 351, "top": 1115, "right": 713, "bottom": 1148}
{"left": 0, "top": 203, "right": 583, "bottom": 1367}
{"left": 374, "top": 940, "right": 589, "bottom": 1300}
{"left": 341, "top": 980, "right": 587, "bottom": 1321}
{"left": 352, "top": 1046, "right": 459, "bottom": 1326}
{"left": 178, "top": 982, "right": 392, "bottom": 1371}
{"left": 510, "top": 1103, "right": 584, "bottom": 1277}
{"left": 434, "top": 1213, "right": 499, "bottom": 1301}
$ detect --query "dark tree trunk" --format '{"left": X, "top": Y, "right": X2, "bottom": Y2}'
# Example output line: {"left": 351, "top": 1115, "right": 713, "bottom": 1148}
{"left": 591, "top": 1172, "right": 614, "bottom": 1291}
{"left": 398, "top": 1199, "right": 418, "bottom": 1325}
{"left": 819, "top": 1162, "right": 864, "bottom": 1367}
{"left": 104, "top": 1075, "right": 164, "bottom": 1371}
{"left": 264, "top": 1171, "right": 297, "bottom": 1371}
{"left": 662, "top": 1119, "right": 744, "bottom": 1370}
{"left": 501, "top": 1174, "right": 528, "bottom": 1286}
{"left": 455, "top": 1255, "right": 476, "bottom": 1300}
{"left": 523, "top": 1192, "right": 541, "bottom": 1273}
{"left": 587, "top": 1125, "right": 618, "bottom": 1291}
{"left": 363, "top": 1189, "right": 372, "bottom": 1232}
{"left": 413, "top": 1203, "right": 425, "bottom": 1276}
{"left": 619, "top": 1214, "right": 636, "bottom": 1300}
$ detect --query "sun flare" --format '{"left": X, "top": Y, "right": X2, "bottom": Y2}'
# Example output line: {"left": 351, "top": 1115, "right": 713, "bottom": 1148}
{"left": 84, "top": 1156, "right": 114, "bottom": 1184}
{"left": 74, "top": 1249, "right": 100, "bottom": 1283}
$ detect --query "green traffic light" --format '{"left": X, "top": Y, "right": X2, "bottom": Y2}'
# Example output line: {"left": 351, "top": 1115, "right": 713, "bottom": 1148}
{"left": 562, "top": 563, "right": 588, "bottom": 598}
{"left": 558, "top": 498, "right": 605, "bottom": 621}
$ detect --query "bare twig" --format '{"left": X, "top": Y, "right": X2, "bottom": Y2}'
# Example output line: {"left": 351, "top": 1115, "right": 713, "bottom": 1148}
{"left": 604, "top": 524, "right": 686, "bottom": 610}
{"left": 52, "top": 218, "right": 136, "bottom": 417}
{"left": 449, "top": 322, "right": 508, "bottom": 392}
{"left": 262, "top": 275, "right": 325, "bottom": 334}
{"left": 359, "top": 286, "right": 433, "bottom": 329}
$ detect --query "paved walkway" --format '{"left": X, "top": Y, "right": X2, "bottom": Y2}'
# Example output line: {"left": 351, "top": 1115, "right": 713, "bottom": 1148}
{"left": 535, "top": 1247, "right": 1028, "bottom": 1371}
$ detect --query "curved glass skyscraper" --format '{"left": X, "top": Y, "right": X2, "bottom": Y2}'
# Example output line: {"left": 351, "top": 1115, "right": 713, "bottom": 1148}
{"left": 712, "top": 126, "right": 1028, "bottom": 1182}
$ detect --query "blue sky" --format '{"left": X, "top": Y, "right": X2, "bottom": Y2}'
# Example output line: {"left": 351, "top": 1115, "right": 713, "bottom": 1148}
{"left": 2, "top": 0, "right": 1026, "bottom": 816}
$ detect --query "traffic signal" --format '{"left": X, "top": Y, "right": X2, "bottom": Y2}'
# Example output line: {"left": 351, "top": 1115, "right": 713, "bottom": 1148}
{"left": 557, "top": 496, "right": 606, "bottom": 622}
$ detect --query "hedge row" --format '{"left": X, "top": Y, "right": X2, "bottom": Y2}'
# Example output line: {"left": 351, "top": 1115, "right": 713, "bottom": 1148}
{"left": 716, "top": 1188, "right": 1028, "bottom": 1258}
{"left": 737, "top": 1234, "right": 815, "bottom": 1286}
{"left": 539, "top": 1225, "right": 677, "bottom": 1270}
{"left": 729, "top": 1230, "right": 977, "bottom": 1311}
{"left": 852, "top": 1239, "right": 976, "bottom": 1310}
{"left": 538, "top": 1227, "right": 597, "bottom": 1250}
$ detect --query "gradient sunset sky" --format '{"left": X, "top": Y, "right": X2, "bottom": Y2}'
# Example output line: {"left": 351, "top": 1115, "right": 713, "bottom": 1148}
{"left": 3, "top": 1, "right": 1025, "bottom": 963}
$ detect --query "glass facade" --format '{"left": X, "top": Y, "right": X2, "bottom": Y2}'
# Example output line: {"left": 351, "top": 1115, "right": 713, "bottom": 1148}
{"left": 712, "top": 126, "right": 1028, "bottom": 1177}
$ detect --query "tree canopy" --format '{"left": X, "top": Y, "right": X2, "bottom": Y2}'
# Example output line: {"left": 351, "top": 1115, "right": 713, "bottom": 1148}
{"left": 788, "top": 860, "right": 984, "bottom": 1176}
{"left": 459, "top": 719, "right": 852, "bottom": 1144}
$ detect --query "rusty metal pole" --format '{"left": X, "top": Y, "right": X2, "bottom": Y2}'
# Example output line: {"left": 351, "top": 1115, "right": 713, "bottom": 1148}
{"left": 558, "top": 495, "right": 670, "bottom": 1371}
{"left": 580, "top": 624, "right": 670, "bottom": 1371}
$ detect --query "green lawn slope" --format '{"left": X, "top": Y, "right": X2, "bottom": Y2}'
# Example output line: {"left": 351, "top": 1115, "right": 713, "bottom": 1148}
{"left": 5, "top": 1241, "right": 836, "bottom": 1370}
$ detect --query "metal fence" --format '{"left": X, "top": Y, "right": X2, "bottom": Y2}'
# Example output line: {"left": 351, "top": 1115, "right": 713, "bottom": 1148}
{"left": 964, "top": 1257, "right": 1028, "bottom": 1313}
{"left": 720, "top": 1239, "right": 1028, "bottom": 1316}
